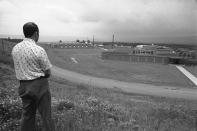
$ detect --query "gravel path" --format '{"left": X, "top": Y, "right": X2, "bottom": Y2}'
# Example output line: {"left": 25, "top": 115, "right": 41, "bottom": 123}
{"left": 52, "top": 65, "right": 197, "bottom": 100}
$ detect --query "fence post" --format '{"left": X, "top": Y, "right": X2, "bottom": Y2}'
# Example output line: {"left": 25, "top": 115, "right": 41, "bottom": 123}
{"left": 137, "top": 55, "right": 140, "bottom": 62}
{"left": 145, "top": 56, "right": 148, "bottom": 62}
{"left": 129, "top": 55, "right": 131, "bottom": 62}
{"left": 162, "top": 57, "right": 165, "bottom": 64}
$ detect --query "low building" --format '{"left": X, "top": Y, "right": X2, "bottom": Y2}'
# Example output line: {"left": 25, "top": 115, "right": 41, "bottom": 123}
{"left": 133, "top": 45, "right": 174, "bottom": 56}
{"left": 50, "top": 42, "right": 93, "bottom": 49}
{"left": 176, "top": 48, "right": 197, "bottom": 59}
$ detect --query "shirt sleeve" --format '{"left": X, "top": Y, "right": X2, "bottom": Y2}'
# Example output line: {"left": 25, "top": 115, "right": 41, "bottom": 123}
{"left": 38, "top": 48, "right": 52, "bottom": 71}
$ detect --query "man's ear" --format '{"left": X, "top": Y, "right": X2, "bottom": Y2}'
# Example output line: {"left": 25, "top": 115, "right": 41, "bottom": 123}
{"left": 36, "top": 31, "right": 39, "bottom": 36}
{"left": 32, "top": 31, "right": 37, "bottom": 37}
{"left": 34, "top": 31, "right": 39, "bottom": 42}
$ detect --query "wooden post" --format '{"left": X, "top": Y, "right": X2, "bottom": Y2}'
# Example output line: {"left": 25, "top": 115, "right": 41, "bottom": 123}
{"left": 138, "top": 55, "right": 140, "bottom": 62}
{"left": 145, "top": 56, "right": 148, "bottom": 62}
{"left": 130, "top": 55, "right": 131, "bottom": 62}
{"left": 162, "top": 57, "right": 165, "bottom": 64}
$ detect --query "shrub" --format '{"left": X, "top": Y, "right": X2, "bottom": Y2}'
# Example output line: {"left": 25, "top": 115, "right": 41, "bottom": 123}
{"left": 0, "top": 95, "right": 22, "bottom": 131}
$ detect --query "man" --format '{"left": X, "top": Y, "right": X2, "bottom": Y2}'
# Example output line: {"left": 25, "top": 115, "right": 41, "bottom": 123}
{"left": 12, "top": 22, "right": 53, "bottom": 131}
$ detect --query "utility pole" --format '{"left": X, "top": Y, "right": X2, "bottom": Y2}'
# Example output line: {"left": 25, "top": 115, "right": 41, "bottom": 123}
{"left": 112, "top": 34, "right": 115, "bottom": 48}
{"left": 112, "top": 34, "right": 114, "bottom": 43}
{"left": 92, "top": 35, "right": 94, "bottom": 46}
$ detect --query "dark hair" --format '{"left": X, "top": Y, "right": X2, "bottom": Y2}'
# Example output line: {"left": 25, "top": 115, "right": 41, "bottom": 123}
{"left": 23, "top": 22, "right": 39, "bottom": 38}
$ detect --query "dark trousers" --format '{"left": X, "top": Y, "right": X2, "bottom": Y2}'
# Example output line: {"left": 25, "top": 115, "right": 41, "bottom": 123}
{"left": 19, "top": 77, "right": 54, "bottom": 131}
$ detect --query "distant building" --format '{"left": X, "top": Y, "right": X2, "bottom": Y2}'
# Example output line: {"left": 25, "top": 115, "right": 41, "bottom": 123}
{"left": 112, "top": 46, "right": 133, "bottom": 54}
{"left": 101, "top": 44, "right": 197, "bottom": 65}
{"left": 133, "top": 45, "right": 175, "bottom": 56}
{"left": 176, "top": 48, "right": 197, "bottom": 59}
{"left": 50, "top": 42, "right": 93, "bottom": 49}
{"left": 103, "top": 42, "right": 114, "bottom": 49}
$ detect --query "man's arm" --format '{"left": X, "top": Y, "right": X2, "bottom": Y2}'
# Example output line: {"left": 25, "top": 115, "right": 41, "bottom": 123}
{"left": 43, "top": 69, "right": 51, "bottom": 78}
{"left": 38, "top": 47, "right": 52, "bottom": 78}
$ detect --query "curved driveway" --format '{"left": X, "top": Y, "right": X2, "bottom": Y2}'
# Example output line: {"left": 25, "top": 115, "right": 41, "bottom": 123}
{"left": 52, "top": 65, "right": 197, "bottom": 100}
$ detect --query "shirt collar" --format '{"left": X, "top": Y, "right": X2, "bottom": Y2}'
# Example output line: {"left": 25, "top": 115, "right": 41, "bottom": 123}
{"left": 23, "top": 38, "right": 36, "bottom": 45}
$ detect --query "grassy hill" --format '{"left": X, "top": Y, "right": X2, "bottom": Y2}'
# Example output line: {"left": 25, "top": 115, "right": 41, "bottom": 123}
{"left": 1, "top": 62, "right": 197, "bottom": 131}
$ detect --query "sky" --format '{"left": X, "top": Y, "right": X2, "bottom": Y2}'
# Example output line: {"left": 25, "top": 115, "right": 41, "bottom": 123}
{"left": 0, "top": 0, "right": 196, "bottom": 43}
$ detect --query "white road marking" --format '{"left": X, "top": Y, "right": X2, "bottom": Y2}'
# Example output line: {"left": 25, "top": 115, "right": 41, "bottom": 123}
{"left": 100, "top": 48, "right": 108, "bottom": 51}
{"left": 70, "top": 57, "right": 78, "bottom": 64}
{"left": 103, "top": 48, "right": 108, "bottom": 51}
{"left": 176, "top": 65, "right": 197, "bottom": 87}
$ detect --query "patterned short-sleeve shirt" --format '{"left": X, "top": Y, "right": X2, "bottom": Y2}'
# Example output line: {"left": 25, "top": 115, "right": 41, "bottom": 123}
{"left": 12, "top": 38, "right": 52, "bottom": 80}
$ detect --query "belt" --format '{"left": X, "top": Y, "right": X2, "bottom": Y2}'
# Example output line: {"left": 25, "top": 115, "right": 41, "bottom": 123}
{"left": 19, "top": 76, "right": 46, "bottom": 83}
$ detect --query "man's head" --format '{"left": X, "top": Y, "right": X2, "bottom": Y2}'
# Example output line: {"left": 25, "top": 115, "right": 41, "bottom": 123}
{"left": 23, "top": 22, "right": 39, "bottom": 42}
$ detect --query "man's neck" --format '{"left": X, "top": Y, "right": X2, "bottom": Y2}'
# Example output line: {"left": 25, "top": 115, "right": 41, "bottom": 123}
{"left": 25, "top": 37, "right": 36, "bottom": 43}
{"left": 24, "top": 38, "right": 37, "bottom": 44}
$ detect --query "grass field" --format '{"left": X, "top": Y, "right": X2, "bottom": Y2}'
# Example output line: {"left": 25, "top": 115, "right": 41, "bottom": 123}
{"left": 47, "top": 48, "right": 193, "bottom": 88}
{"left": 0, "top": 40, "right": 194, "bottom": 88}
{"left": 1, "top": 62, "right": 197, "bottom": 131}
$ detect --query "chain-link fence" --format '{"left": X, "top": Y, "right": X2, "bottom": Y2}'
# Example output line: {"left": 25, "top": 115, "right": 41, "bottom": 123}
{"left": 0, "top": 39, "right": 17, "bottom": 56}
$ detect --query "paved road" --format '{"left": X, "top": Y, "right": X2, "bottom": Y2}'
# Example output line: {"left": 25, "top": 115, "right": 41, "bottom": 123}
{"left": 176, "top": 65, "right": 197, "bottom": 87}
{"left": 52, "top": 65, "right": 197, "bottom": 100}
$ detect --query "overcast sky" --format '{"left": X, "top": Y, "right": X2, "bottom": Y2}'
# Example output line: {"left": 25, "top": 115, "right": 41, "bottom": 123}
{"left": 0, "top": 0, "right": 196, "bottom": 43}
